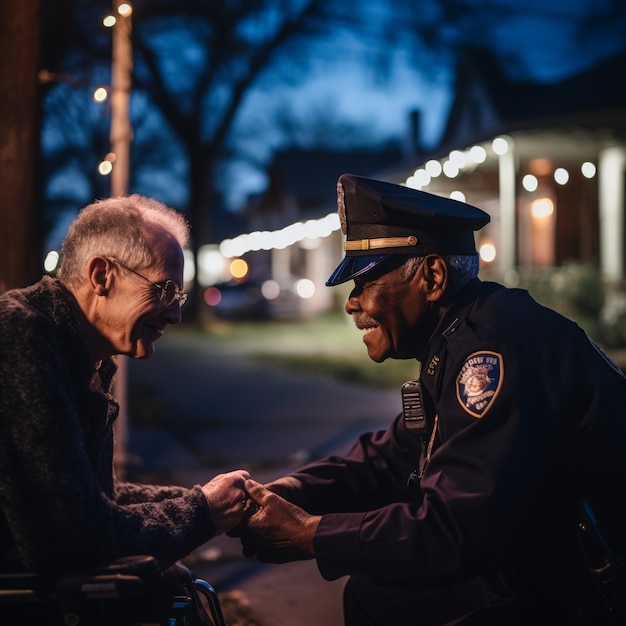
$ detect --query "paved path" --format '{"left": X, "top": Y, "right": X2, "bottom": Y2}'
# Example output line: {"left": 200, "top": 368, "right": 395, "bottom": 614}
{"left": 125, "top": 330, "right": 402, "bottom": 626}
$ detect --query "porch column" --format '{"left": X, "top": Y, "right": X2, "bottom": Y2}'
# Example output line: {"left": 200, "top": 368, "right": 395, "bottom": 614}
{"left": 599, "top": 144, "right": 626, "bottom": 324}
{"left": 498, "top": 138, "right": 517, "bottom": 282}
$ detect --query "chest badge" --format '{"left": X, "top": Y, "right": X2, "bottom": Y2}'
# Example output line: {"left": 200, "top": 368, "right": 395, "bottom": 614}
{"left": 456, "top": 351, "right": 503, "bottom": 418}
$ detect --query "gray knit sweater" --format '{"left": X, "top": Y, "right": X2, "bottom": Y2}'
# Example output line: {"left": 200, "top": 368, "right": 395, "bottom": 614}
{"left": 0, "top": 276, "right": 215, "bottom": 574}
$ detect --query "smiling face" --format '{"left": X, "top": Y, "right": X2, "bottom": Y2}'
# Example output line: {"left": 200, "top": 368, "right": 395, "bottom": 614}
{"left": 109, "top": 230, "right": 185, "bottom": 360}
{"left": 344, "top": 256, "right": 445, "bottom": 363}
{"left": 79, "top": 226, "right": 186, "bottom": 362}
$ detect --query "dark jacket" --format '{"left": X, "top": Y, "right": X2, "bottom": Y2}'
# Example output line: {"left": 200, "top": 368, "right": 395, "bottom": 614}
{"left": 0, "top": 277, "right": 214, "bottom": 574}
{"left": 278, "top": 280, "right": 626, "bottom": 596}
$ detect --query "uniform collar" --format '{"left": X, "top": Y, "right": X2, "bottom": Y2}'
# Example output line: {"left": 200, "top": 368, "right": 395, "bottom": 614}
{"left": 418, "top": 278, "right": 482, "bottom": 389}
{"left": 423, "top": 279, "right": 481, "bottom": 354}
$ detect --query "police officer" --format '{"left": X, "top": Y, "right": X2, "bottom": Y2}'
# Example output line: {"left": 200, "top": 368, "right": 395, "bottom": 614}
{"left": 235, "top": 174, "right": 626, "bottom": 625}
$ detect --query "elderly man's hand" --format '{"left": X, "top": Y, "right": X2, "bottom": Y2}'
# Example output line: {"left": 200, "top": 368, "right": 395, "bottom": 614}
{"left": 201, "top": 470, "right": 251, "bottom": 536}
{"left": 238, "top": 479, "right": 321, "bottom": 564}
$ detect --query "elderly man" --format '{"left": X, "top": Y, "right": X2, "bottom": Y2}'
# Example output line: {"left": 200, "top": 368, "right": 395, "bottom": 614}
{"left": 237, "top": 174, "right": 626, "bottom": 625}
{"left": 0, "top": 195, "right": 249, "bottom": 621}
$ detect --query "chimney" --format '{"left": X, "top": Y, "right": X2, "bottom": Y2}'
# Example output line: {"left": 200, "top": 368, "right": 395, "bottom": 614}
{"left": 408, "top": 109, "right": 422, "bottom": 159}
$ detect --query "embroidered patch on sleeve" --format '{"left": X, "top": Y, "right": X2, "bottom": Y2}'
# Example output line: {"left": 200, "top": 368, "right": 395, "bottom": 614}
{"left": 456, "top": 351, "right": 503, "bottom": 418}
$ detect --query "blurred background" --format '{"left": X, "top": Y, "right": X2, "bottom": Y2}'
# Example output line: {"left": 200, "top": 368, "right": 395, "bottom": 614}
{"left": 2, "top": 0, "right": 626, "bottom": 344}
{"left": 3, "top": 3, "right": 626, "bottom": 622}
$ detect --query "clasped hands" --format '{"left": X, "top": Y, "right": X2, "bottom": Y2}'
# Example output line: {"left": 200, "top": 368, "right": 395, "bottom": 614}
{"left": 228, "top": 479, "right": 321, "bottom": 564}
{"left": 202, "top": 472, "right": 320, "bottom": 563}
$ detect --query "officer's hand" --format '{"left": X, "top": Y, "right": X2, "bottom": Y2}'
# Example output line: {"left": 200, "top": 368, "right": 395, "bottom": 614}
{"left": 226, "top": 475, "right": 301, "bottom": 538}
{"left": 264, "top": 476, "right": 303, "bottom": 500}
{"left": 201, "top": 470, "right": 251, "bottom": 536}
{"left": 238, "top": 479, "right": 321, "bottom": 564}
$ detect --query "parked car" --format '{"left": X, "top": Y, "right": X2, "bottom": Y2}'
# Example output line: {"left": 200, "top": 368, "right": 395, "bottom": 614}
{"left": 203, "top": 281, "right": 269, "bottom": 320}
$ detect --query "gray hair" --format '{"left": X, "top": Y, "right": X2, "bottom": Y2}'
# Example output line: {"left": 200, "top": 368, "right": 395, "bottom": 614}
{"left": 57, "top": 195, "right": 190, "bottom": 288}
{"left": 400, "top": 254, "right": 479, "bottom": 293}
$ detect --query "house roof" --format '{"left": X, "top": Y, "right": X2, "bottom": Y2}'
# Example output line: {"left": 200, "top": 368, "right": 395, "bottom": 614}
{"left": 273, "top": 147, "right": 404, "bottom": 196}
{"left": 436, "top": 47, "right": 626, "bottom": 161}
{"left": 248, "top": 145, "right": 406, "bottom": 221}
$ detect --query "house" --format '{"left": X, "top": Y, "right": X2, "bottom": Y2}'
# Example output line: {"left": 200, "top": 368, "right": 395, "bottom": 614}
{"left": 393, "top": 47, "right": 626, "bottom": 295}
{"left": 218, "top": 48, "right": 626, "bottom": 320}
{"left": 237, "top": 145, "right": 406, "bottom": 317}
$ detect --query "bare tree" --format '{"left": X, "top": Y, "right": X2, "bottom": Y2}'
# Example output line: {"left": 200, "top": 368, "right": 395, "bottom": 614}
{"left": 128, "top": 0, "right": 406, "bottom": 320}
{"left": 35, "top": 0, "right": 417, "bottom": 303}
{"left": 39, "top": 0, "right": 115, "bottom": 248}
{"left": 0, "top": 0, "right": 111, "bottom": 290}
{"left": 128, "top": 1, "right": 330, "bottom": 318}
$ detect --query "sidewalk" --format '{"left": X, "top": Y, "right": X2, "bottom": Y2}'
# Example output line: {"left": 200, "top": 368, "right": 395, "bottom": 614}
{"left": 125, "top": 327, "right": 401, "bottom": 626}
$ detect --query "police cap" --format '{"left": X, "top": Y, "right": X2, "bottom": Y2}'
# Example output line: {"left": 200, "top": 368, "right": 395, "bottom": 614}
{"left": 326, "top": 173, "right": 490, "bottom": 286}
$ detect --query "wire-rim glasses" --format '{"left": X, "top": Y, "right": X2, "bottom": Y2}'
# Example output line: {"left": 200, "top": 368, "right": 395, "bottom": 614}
{"left": 109, "top": 258, "right": 188, "bottom": 308}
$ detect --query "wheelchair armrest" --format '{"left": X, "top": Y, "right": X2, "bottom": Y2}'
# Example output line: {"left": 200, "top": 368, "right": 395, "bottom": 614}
{"left": 0, "top": 571, "right": 55, "bottom": 603}
{"left": 57, "top": 555, "right": 163, "bottom": 600}
{"left": 0, "top": 557, "right": 226, "bottom": 625}
{"left": 76, "top": 555, "right": 162, "bottom": 577}
{"left": 0, "top": 555, "right": 162, "bottom": 603}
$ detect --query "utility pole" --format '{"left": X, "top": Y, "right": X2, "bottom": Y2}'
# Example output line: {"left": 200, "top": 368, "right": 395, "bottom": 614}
{"left": 108, "top": 1, "right": 133, "bottom": 474}
{"left": 110, "top": 2, "right": 132, "bottom": 198}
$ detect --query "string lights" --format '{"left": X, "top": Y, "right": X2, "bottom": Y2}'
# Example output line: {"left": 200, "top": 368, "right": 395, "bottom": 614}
{"left": 96, "top": 2, "right": 133, "bottom": 182}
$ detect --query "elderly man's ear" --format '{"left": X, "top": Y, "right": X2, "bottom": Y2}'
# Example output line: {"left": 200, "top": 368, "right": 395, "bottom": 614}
{"left": 421, "top": 255, "right": 448, "bottom": 303}
{"left": 87, "top": 257, "right": 111, "bottom": 296}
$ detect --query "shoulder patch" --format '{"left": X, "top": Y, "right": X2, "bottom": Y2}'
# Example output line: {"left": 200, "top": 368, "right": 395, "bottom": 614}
{"left": 456, "top": 351, "right": 503, "bottom": 418}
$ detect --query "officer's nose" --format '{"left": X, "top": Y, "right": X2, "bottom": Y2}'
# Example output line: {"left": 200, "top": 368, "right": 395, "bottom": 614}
{"left": 345, "top": 289, "right": 361, "bottom": 314}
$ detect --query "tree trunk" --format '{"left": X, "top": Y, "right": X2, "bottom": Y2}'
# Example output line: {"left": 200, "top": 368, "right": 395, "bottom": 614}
{"left": 187, "top": 150, "right": 215, "bottom": 325}
{"left": 0, "top": 0, "right": 42, "bottom": 293}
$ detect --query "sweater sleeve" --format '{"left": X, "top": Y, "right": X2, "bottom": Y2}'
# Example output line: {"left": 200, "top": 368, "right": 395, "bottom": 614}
{"left": 114, "top": 478, "right": 190, "bottom": 504}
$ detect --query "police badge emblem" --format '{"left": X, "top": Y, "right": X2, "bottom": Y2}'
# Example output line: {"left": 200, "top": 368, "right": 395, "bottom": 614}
{"left": 456, "top": 351, "right": 503, "bottom": 418}
{"left": 337, "top": 180, "right": 347, "bottom": 235}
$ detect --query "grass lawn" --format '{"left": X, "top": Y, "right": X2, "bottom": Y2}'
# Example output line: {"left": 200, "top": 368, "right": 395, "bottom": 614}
{"left": 170, "top": 306, "right": 626, "bottom": 389}
{"left": 174, "top": 309, "right": 418, "bottom": 390}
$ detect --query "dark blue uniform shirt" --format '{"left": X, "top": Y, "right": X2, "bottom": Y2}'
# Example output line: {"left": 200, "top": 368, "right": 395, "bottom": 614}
{"left": 282, "top": 279, "right": 626, "bottom": 593}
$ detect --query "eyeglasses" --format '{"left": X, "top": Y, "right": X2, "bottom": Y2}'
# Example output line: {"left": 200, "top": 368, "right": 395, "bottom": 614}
{"left": 109, "top": 258, "right": 188, "bottom": 308}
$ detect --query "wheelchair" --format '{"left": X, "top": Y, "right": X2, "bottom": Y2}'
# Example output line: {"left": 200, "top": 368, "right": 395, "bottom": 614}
{"left": 0, "top": 555, "right": 226, "bottom": 625}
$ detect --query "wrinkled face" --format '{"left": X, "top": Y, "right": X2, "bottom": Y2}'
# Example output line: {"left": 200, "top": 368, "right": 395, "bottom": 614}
{"left": 101, "top": 230, "right": 185, "bottom": 360}
{"left": 345, "top": 261, "right": 436, "bottom": 362}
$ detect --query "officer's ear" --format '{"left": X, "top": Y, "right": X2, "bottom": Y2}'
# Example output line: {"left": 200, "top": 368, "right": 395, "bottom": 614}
{"left": 422, "top": 254, "right": 448, "bottom": 303}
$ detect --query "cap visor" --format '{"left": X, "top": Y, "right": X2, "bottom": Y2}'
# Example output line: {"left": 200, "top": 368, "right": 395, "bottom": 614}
{"left": 326, "top": 255, "right": 389, "bottom": 286}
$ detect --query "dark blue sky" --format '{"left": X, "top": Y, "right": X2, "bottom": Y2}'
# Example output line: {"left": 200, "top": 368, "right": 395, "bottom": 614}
{"left": 42, "top": 0, "right": 626, "bottom": 251}
{"left": 227, "top": 0, "right": 626, "bottom": 205}
{"left": 211, "top": 0, "right": 626, "bottom": 204}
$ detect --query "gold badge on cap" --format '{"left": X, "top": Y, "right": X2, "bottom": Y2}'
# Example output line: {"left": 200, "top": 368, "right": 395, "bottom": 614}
{"left": 337, "top": 180, "right": 347, "bottom": 235}
{"left": 456, "top": 351, "right": 503, "bottom": 418}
